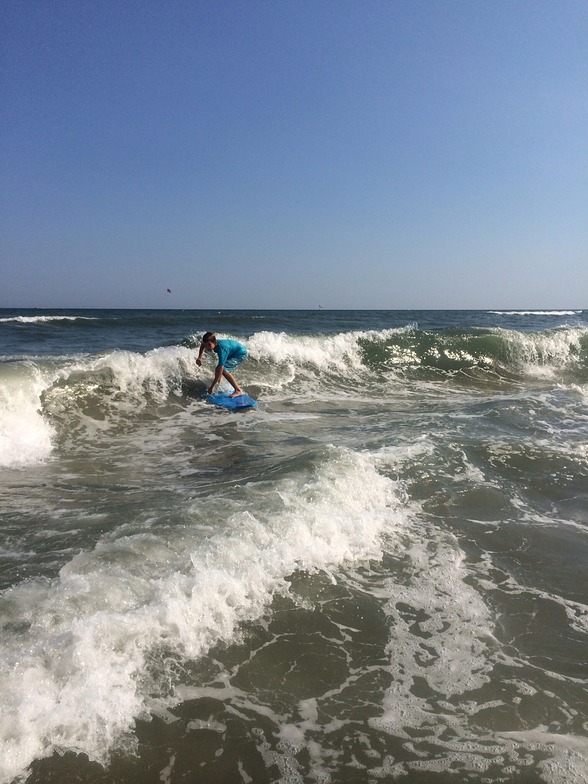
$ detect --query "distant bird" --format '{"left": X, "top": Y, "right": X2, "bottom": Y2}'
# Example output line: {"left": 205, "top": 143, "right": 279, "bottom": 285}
{"left": 166, "top": 288, "right": 172, "bottom": 294}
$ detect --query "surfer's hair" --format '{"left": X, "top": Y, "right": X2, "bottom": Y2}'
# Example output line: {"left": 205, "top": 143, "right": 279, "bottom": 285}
{"left": 202, "top": 332, "right": 216, "bottom": 344}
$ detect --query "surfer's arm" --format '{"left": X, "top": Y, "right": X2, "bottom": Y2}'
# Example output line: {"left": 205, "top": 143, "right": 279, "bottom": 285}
{"left": 208, "top": 365, "right": 224, "bottom": 394}
{"left": 196, "top": 344, "right": 205, "bottom": 366}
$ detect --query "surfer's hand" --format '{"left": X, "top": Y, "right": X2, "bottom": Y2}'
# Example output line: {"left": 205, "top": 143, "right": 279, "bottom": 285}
{"left": 196, "top": 358, "right": 202, "bottom": 366}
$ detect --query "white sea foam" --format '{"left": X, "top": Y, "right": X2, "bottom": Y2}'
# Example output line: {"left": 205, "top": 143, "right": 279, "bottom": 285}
{"left": 0, "top": 447, "right": 403, "bottom": 783}
{"left": 569, "top": 383, "right": 588, "bottom": 401}
{"left": 488, "top": 311, "right": 582, "bottom": 317}
{"left": 83, "top": 345, "right": 197, "bottom": 404}
{"left": 367, "top": 524, "right": 536, "bottom": 777}
{"left": 378, "top": 529, "right": 496, "bottom": 707}
{"left": 0, "top": 346, "right": 199, "bottom": 467}
{"left": 495, "top": 326, "right": 587, "bottom": 376}
{"left": 246, "top": 328, "right": 402, "bottom": 371}
{"left": 0, "top": 364, "right": 55, "bottom": 468}
{"left": 499, "top": 730, "right": 588, "bottom": 784}
{"left": 0, "top": 315, "right": 97, "bottom": 323}
{"left": 361, "top": 471, "right": 588, "bottom": 782}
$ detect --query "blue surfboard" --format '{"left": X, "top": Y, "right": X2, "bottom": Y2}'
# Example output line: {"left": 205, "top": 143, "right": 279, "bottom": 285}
{"left": 206, "top": 393, "right": 257, "bottom": 410}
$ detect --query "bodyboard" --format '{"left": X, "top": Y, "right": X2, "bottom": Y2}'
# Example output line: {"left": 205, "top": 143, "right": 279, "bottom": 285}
{"left": 206, "top": 393, "right": 257, "bottom": 410}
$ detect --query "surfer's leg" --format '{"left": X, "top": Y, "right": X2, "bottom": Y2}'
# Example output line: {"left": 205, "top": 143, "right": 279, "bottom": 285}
{"left": 222, "top": 370, "right": 243, "bottom": 396}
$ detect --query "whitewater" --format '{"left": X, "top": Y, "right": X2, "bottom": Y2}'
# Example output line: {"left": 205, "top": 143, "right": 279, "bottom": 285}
{"left": 1, "top": 308, "right": 588, "bottom": 784}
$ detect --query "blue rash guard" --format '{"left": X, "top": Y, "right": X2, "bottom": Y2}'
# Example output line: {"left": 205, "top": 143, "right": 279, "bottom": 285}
{"left": 215, "top": 339, "right": 247, "bottom": 372}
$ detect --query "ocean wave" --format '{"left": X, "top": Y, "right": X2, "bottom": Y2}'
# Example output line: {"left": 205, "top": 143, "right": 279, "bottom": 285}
{"left": 242, "top": 325, "right": 588, "bottom": 378}
{"left": 350, "top": 325, "right": 588, "bottom": 380}
{"left": 255, "top": 327, "right": 588, "bottom": 384}
{"left": 0, "top": 315, "right": 98, "bottom": 324}
{"left": 2, "top": 324, "right": 587, "bottom": 468}
{"left": 488, "top": 310, "right": 582, "bottom": 316}
{"left": 0, "top": 362, "right": 56, "bottom": 468}
{"left": 0, "top": 447, "right": 403, "bottom": 783}
{"left": 0, "top": 346, "right": 197, "bottom": 468}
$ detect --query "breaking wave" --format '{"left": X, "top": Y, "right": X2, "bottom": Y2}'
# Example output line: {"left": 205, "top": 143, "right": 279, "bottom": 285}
{"left": 1, "top": 325, "right": 587, "bottom": 469}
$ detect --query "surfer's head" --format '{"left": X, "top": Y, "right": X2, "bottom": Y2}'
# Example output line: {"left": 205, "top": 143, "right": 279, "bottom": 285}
{"left": 201, "top": 332, "right": 216, "bottom": 350}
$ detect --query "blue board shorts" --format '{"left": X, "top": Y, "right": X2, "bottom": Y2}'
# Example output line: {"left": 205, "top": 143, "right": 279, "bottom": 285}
{"left": 224, "top": 353, "right": 246, "bottom": 372}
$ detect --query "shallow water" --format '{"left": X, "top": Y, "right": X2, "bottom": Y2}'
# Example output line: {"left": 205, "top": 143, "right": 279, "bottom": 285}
{"left": 1, "top": 309, "right": 588, "bottom": 783}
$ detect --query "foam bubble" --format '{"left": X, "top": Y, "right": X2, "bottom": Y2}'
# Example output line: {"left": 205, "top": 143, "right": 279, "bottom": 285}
{"left": 500, "top": 729, "right": 588, "bottom": 784}
{"left": 379, "top": 529, "right": 496, "bottom": 706}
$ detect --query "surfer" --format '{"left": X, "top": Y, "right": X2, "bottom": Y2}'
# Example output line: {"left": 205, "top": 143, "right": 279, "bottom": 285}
{"left": 196, "top": 332, "right": 248, "bottom": 397}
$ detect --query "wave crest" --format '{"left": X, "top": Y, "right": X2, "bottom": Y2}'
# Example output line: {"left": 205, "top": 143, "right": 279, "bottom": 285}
{"left": 0, "top": 315, "right": 97, "bottom": 324}
{"left": 2, "top": 325, "right": 587, "bottom": 468}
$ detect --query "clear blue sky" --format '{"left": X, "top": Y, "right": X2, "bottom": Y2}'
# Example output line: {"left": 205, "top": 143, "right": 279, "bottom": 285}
{"left": 2, "top": 0, "right": 587, "bottom": 309}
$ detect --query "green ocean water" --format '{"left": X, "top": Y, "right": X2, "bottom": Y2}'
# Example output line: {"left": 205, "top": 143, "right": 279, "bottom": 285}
{"left": 1, "top": 309, "right": 588, "bottom": 783}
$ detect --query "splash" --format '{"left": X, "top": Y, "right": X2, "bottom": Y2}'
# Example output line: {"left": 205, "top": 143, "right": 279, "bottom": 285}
{"left": 0, "top": 363, "right": 55, "bottom": 468}
{"left": 0, "top": 346, "right": 197, "bottom": 467}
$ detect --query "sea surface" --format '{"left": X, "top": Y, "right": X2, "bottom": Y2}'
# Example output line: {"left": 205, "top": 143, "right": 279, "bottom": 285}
{"left": 1, "top": 308, "right": 588, "bottom": 784}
